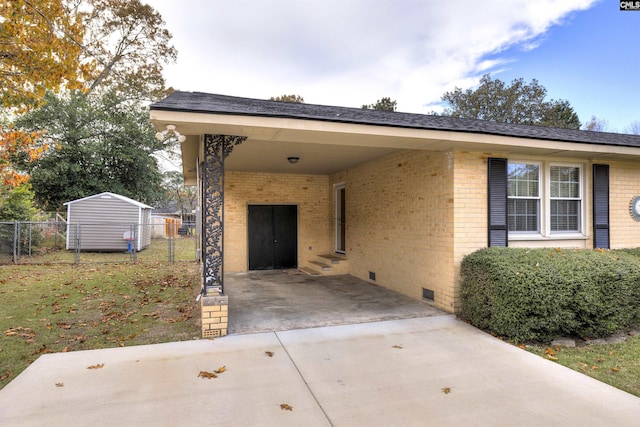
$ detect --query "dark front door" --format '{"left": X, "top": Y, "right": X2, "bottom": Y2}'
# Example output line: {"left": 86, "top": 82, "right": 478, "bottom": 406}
{"left": 248, "top": 205, "right": 298, "bottom": 270}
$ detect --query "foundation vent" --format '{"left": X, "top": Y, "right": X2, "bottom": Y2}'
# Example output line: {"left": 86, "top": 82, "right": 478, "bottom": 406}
{"left": 369, "top": 271, "right": 376, "bottom": 281}
{"left": 422, "top": 288, "right": 434, "bottom": 302}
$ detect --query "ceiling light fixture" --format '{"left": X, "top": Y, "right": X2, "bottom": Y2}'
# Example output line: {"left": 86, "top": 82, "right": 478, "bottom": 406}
{"left": 156, "top": 124, "right": 186, "bottom": 143}
{"left": 287, "top": 156, "right": 300, "bottom": 164}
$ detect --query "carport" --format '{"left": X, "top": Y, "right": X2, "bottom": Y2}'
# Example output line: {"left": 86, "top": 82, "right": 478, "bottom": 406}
{"left": 155, "top": 92, "right": 640, "bottom": 338}
{"left": 225, "top": 270, "right": 446, "bottom": 334}
{"left": 150, "top": 91, "right": 640, "bottom": 339}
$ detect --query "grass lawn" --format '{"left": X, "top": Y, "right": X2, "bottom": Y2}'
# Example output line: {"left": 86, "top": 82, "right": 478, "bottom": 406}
{"left": 13, "top": 236, "right": 198, "bottom": 264}
{"left": 0, "top": 260, "right": 201, "bottom": 390}
{"left": 3, "top": 255, "right": 640, "bottom": 399}
{"left": 526, "top": 337, "right": 640, "bottom": 397}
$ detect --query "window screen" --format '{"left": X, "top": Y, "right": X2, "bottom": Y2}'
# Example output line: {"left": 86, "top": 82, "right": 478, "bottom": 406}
{"left": 508, "top": 163, "right": 540, "bottom": 232}
{"left": 550, "top": 166, "right": 580, "bottom": 232}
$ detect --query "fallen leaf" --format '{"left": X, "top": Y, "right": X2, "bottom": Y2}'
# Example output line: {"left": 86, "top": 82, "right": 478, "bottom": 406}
{"left": 198, "top": 371, "right": 217, "bottom": 379}
{"left": 611, "top": 367, "right": 619, "bottom": 373}
{"left": 55, "top": 383, "right": 64, "bottom": 387}
{"left": 280, "top": 403, "right": 293, "bottom": 411}
{"left": 214, "top": 366, "right": 226, "bottom": 374}
{"left": 265, "top": 351, "right": 274, "bottom": 357}
{"left": 87, "top": 363, "right": 104, "bottom": 370}
{"left": 392, "top": 345, "right": 403, "bottom": 349}
{"left": 442, "top": 387, "right": 452, "bottom": 394}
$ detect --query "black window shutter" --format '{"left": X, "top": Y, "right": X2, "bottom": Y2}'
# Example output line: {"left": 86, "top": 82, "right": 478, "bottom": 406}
{"left": 593, "top": 164, "right": 610, "bottom": 249}
{"left": 488, "top": 158, "right": 508, "bottom": 247}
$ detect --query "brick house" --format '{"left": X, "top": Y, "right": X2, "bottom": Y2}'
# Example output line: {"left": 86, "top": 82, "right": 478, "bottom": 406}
{"left": 150, "top": 91, "right": 640, "bottom": 331}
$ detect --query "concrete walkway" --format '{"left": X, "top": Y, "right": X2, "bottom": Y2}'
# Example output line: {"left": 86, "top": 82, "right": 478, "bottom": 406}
{"left": 1, "top": 316, "right": 638, "bottom": 426}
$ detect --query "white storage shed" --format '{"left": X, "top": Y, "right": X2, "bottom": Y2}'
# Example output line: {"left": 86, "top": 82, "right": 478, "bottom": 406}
{"left": 65, "top": 192, "right": 153, "bottom": 251}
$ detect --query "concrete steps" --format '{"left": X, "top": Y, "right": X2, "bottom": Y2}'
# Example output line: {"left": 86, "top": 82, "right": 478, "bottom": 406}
{"left": 302, "top": 253, "right": 348, "bottom": 276}
{"left": 309, "top": 260, "right": 333, "bottom": 271}
{"left": 299, "top": 266, "right": 321, "bottom": 276}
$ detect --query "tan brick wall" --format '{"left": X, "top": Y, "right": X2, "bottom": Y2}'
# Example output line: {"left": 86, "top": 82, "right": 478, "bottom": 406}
{"left": 451, "top": 151, "right": 496, "bottom": 311}
{"left": 331, "top": 150, "right": 456, "bottom": 311}
{"left": 221, "top": 152, "right": 640, "bottom": 316}
{"left": 224, "top": 171, "right": 332, "bottom": 271}
{"left": 609, "top": 160, "right": 640, "bottom": 248}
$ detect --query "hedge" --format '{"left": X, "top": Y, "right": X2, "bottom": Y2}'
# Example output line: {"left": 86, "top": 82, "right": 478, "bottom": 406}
{"left": 459, "top": 247, "right": 640, "bottom": 342}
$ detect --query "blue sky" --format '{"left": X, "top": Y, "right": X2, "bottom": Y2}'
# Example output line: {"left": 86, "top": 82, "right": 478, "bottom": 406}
{"left": 149, "top": 0, "right": 639, "bottom": 133}
{"left": 494, "top": 1, "right": 640, "bottom": 132}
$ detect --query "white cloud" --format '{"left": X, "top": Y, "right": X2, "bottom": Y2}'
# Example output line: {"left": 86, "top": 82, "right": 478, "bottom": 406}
{"left": 149, "top": 0, "right": 598, "bottom": 112}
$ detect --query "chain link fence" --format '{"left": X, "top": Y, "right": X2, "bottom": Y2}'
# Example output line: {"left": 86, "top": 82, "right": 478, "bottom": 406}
{"left": 0, "top": 221, "right": 199, "bottom": 265}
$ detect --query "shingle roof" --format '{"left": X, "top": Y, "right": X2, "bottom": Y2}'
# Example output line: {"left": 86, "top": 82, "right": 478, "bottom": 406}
{"left": 151, "top": 91, "right": 640, "bottom": 148}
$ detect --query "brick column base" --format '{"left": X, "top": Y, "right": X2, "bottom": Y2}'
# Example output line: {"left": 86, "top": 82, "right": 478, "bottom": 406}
{"left": 201, "top": 295, "right": 228, "bottom": 338}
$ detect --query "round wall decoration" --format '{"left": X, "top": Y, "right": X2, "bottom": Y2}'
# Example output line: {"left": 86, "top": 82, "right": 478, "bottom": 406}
{"left": 631, "top": 196, "right": 640, "bottom": 221}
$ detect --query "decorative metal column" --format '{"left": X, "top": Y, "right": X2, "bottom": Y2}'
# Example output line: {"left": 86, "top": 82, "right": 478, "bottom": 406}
{"left": 202, "top": 134, "right": 246, "bottom": 295}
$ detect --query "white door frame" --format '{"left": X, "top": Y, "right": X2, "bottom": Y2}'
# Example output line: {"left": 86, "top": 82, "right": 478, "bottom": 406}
{"left": 334, "top": 183, "right": 346, "bottom": 254}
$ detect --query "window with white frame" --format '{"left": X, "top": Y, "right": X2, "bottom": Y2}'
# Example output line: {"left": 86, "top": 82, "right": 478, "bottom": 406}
{"left": 508, "top": 161, "right": 583, "bottom": 235}
{"left": 508, "top": 162, "right": 540, "bottom": 232}
{"left": 549, "top": 165, "right": 581, "bottom": 232}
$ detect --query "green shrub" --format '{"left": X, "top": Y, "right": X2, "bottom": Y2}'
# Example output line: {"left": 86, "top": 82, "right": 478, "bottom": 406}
{"left": 460, "top": 247, "right": 640, "bottom": 342}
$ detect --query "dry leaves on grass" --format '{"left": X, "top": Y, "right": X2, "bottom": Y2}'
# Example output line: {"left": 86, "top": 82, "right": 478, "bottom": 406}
{"left": 33, "top": 344, "right": 54, "bottom": 355}
{"left": 544, "top": 348, "right": 558, "bottom": 361}
{"left": 4, "top": 327, "right": 36, "bottom": 339}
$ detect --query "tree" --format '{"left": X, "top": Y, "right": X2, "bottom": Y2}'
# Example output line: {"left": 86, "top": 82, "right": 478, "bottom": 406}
{"left": 0, "top": 124, "right": 45, "bottom": 186}
{"left": 540, "top": 99, "right": 581, "bottom": 129}
{"left": 0, "top": 0, "right": 89, "bottom": 186}
{"left": 0, "top": 0, "right": 88, "bottom": 111}
{"left": 0, "top": 0, "right": 176, "bottom": 188}
{"left": 627, "top": 121, "right": 640, "bottom": 135}
{"left": 362, "top": 97, "right": 397, "bottom": 111}
{"left": 80, "top": 0, "right": 177, "bottom": 101}
{"left": 160, "top": 170, "right": 197, "bottom": 221}
{"left": 269, "top": 94, "right": 304, "bottom": 103}
{"left": 583, "top": 116, "right": 608, "bottom": 132}
{"left": 0, "top": 182, "right": 38, "bottom": 221}
{"left": 440, "top": 74, "right": 581, "bottom": 129}
{"left": 16, "top": 90, "right": 166, "bottom": 211}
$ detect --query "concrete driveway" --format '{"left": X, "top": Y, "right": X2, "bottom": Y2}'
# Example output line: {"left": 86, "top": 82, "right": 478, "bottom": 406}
{"left": 1, "top": 316, "right": 639, "bottom": 426}
{"left": 225, "top": 270, "right": 446, "bottom": 334}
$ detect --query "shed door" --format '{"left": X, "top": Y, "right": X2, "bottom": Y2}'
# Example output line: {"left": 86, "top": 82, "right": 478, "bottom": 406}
{"left": 248, "top": 205, "right": 298, "bottom": 270}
